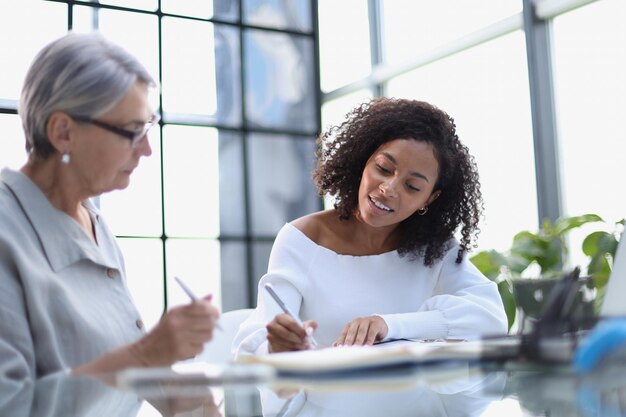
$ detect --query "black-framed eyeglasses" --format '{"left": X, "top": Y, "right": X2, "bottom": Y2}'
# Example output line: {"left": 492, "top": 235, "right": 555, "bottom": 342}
{"left": 71, "top": 113, "right": 160, "bottom": 147}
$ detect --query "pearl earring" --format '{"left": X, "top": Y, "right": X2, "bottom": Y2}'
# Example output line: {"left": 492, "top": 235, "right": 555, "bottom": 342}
{"left": 61, "top": 151, "right": 70, "bottom": 165}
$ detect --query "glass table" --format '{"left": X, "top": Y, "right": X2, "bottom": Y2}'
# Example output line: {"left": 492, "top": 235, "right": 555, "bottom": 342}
{"left": 2, "top": 360, "right": 625, "bottom": 416}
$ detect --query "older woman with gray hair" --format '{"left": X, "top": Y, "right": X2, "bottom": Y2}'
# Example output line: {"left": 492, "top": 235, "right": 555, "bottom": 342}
{"left": 0, "top": 32, "right": 219, "bottom": 383}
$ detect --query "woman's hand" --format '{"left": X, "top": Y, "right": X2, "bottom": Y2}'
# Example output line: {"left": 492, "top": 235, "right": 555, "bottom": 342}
{"left": 132, "top": 297, "right": 221, "bottom": 366}
{"left": 266, "top": 313, "right": 317, "bottom": 353}
{"left": 332, "top": 316, "right": 388, "bottom": 347}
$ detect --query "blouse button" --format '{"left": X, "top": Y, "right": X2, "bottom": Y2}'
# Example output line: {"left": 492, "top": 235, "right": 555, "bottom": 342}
{"left": 106, "top": 268, "right": 116, "bottom": 279}
{"left": 136, "top": 319, "right": 144, "bottom": 329}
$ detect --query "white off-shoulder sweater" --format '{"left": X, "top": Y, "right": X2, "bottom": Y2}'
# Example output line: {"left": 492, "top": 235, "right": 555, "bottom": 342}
{"left": 233, "top": 223, "right": 507, "bottom": 357}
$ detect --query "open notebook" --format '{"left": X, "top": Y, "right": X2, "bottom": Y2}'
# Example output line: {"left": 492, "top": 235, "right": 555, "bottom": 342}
{"left": 236, "top": 339, "right": 511, "bottom": 375}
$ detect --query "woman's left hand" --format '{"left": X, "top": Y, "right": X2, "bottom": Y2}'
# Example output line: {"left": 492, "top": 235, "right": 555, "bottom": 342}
{"left": 332, "top": 316, "right": 388, "bottom": 347}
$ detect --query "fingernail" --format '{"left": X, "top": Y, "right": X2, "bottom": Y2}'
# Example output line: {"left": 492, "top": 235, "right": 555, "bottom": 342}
{"left": 202, "top": 294, "right": 213, "bottom": 301}
{"left": 305, "top": 327, "right": 313, "bottom": 336}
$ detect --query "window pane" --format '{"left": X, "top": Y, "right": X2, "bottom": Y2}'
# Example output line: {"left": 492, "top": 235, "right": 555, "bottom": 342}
{"left": 162, "top": 19, "right": 241, "bottom": 127}
{"left": 0, "top": 114, "right": 27, "bottom": 170}
{"left": 0, "top": 0, "right": 67, "bottom": 101}
{"left": 163, "top": 125, "right": 220, "bottom": 238}
{"left": 321, "top": 89, "right": 372, "bottom": 132}
{"left": 552, "top": 0, "right": 626, "bottom": 264}
{"left": 166, "top": 239, "right": 222, "bottom": 309}
{"left": 317, "top": 0, "right": 371, "bottom": 92}
{"left": 320, "top": 91, "right": 372, "bottom": 210}
{"left": 220, "top": 241, "right": 249, "bottom": 311}
{"left": 211, "top": 23, "right": 243, "bottom": 126}
{"left": 251, "top": 241, "right": 273, "bottom": 302}
{"left": 71, "top": 5, "right": 97, "bottom": 33}
{"left": 99, "top": 128, "right": 163, "bottom": 237}
{"left": 219, "top": 132, "right": 246, "bottom": 236}
{"left": 244, "top": 0, "right": 312, "bottom": 32}
{"left": 382, "top": 0, "right": 521, "bottom": 66}
{"left": 387, "top": 32, "right": 537, "bottom": 252}
{"left": 244, "top": 30, "right": 316, "bottom": 133}
{"left": 74, "top": 7, "right": 160, "bottom": 112}
{"left": 162, "top": 0, "right": 239, "bottom": 22}
{"left": 97, "top": 0, "right": 157, "bottom": 11}
{"left": 247, "top": 134, "right": 319, "bottom": 236}
{"left": 117, "top": 238, "right": 164, "bottom": 330}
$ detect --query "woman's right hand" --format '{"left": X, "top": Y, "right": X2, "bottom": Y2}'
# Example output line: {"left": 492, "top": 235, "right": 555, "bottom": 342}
{"left": 131, "top": 297, "right": 220, "bottom": 366}
{"left": 266, "top": 313, "right": 317, "bottom": 353}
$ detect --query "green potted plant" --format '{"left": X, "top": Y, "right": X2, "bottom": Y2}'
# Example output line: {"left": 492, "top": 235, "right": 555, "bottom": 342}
{"left": 471, "top": 214, "right": 623, "bottom": 332}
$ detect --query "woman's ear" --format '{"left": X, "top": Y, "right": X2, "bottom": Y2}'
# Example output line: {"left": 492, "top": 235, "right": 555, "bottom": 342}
{"left": 46, "top": 112, "right": 72, "bottom": 153}
{"left": 427, "top": 190, "right": 441, "bottom": 206}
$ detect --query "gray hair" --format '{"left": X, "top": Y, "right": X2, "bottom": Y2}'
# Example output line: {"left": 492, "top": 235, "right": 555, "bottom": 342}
{"left": 19, "top": 32, "right": 156, "bottom": 159}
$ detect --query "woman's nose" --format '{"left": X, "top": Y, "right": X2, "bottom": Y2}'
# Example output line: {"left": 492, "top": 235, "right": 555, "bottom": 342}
{"left": 135, "top": 133, "right": 153, "bottom": 157}
{"left": 379, "top": 180, "right": 398, "bottom": 197}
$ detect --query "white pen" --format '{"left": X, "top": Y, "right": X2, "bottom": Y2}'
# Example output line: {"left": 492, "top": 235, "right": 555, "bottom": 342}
{"left": 174, "top": 276, "right": 199, "bottom": 301}
{"left": 174, "top": 276, "right": 222, "bottom": 330}
{"left": 264, "top": 283, "right": 318, "bottom": 347}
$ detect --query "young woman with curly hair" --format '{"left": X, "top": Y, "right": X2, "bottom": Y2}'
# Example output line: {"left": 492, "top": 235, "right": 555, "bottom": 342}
{"left": 234, "top": 98, "right": 507, "bottom": 356}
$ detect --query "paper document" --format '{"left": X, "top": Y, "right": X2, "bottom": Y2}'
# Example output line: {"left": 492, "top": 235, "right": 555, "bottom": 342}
{"left": 270, "top": 361, "right": 478, "bottom": 392}
{"left": 237, "top": 341, "right": 489, "bottom": 374}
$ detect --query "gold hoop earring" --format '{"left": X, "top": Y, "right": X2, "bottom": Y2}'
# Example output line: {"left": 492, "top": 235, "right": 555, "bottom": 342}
{"left": 417, "top": 207, "right": 428, "bottom": 216}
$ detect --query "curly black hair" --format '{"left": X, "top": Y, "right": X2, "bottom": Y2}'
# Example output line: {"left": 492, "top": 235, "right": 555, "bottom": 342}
{"left": 313, "top": 97, "right": 483, "bottom": 266}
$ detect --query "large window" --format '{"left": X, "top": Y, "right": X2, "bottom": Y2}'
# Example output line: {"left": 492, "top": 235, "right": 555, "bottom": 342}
{"left": 318, "top": 0, "right": 624, "bottom": 259}
{"left": 0, "top": 0, "right": 321, "bottom": 327}
{"left": 381, "top": 0, "right": 521, "bottom": 65}
{"left": 387, "top": 32, "right": 537, "bottom": 252}
{"left": 552, "top": 0, "right": 626, "bottom": 264}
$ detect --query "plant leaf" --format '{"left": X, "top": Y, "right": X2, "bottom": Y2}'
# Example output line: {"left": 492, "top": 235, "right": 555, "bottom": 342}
{"left": 592, "top": 271, "right": 610, "bottom": 289}
{"left": 592, "top": 274, "right": 610, "bottom": 314}
{"left": 507, "top": 253, "right": 532, "bottom": 276}
{"left": 582, "top": 231, "right": 618, "bottom": 257}
{"left": 470, "top": 251, "right": 504, "bottom": 280}
{"left": 511, "top": 232, "right": 548, "bottom": 259}
{"left": 553, "top": 214, "right": 603, "bottom": 236}
{"left": 497, "top": 280, "right": 516, "bottom": 331}
{"left": 537, "top": 238, "right": 562, "bottom": 272}
{"left": 588, "top": 254, "right": 611, "bottom": 276}
{"left": 510, "top": 231, "right": 561, "bottom": 274}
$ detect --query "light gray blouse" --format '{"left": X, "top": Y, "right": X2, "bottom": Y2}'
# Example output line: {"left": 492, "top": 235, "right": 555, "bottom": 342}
{"left": 0, "top": 168, "right": 145, "bottom": 383}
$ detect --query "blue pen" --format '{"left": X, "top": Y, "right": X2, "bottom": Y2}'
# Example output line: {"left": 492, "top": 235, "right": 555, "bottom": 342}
{"left": 264, "top": 283, "right": 317, "bottom": 347}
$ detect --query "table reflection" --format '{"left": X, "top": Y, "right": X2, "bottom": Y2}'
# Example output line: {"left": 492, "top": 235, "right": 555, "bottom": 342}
{"left": 500, "top": 363, "right": 626, "bottom": 417}
{"left": 0, "top": 370, "right": 222, "bottom": 417}
{"left": 4, "top": 362, "right": 626, "bottom": 417}
{"left": 258, "top": 366, "right": 506, "bottom": 417}
{"left": 0, "top": 372, "right": 140, "bottom": 417}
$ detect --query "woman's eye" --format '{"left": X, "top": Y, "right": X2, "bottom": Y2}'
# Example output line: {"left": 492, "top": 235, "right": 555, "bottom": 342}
{"left": 407, "top": 184, "right": 420, "bottom": 192}
{"left": 376, "top": 164, "right": 391, "bottom": 174}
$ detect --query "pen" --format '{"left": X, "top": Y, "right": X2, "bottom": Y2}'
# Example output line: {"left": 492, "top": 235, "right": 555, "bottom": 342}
{"left": 174, "top": 276, "right": 222, "bottom": 330}
{"left": 264, "top": 283, "right": 317, "bottom": 347}
{"left": 175, "top": 276, "right": 199, "bottom": 302}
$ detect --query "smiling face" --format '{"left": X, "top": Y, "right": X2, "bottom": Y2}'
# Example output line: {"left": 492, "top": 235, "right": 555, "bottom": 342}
{"left": 68, "top": 81, "right": 154, "bottom": 194}
{"left": 356, "top": 138, "right": 441, "bottom": 229}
